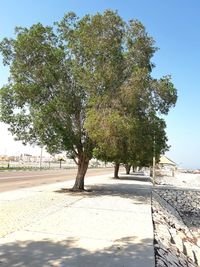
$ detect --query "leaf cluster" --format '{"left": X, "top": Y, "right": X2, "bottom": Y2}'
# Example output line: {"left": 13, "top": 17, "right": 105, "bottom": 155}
{"left": 0, "top": 10, "right": 177, "bottom": 166}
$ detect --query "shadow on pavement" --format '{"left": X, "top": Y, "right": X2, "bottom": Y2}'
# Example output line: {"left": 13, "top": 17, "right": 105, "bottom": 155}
{"left": 0, "top": 236, "right": 154, "bottom": 267}
{"left": 117, "top": 175, "right": 150, "bottom": 182}
{"left": 85, "top": 183, "right": 151, "bottom": 204}
{"left": 56, "top": 174, "right": 152, "bottom": 205}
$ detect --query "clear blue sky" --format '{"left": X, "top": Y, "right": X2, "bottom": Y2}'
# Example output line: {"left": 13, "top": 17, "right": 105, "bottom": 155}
{"left": 0, "top": 0, "right": 200, "bottom": 168}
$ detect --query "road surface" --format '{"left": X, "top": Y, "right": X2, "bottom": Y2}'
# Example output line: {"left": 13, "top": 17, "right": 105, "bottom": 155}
{"left": 0, "top": 168, "right": 114, "bottom": 192}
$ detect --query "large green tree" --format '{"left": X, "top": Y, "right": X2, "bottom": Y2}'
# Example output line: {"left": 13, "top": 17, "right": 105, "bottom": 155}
{"left": 0, "top": 22, "right": 94, "bottom": 190}
{"left": 84, "top": 22, "right": 177, "bottom": 178}
{"left": 0, "top": 10, "right": 177, "bottom": 190}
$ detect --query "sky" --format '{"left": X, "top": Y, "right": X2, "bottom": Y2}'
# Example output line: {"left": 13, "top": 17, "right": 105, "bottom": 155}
{"left": 0, "top": 0, "right": 200, "bottom": 168}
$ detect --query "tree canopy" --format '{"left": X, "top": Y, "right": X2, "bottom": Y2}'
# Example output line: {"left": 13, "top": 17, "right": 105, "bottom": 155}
{"left": 0, "top": 10, "right": 177, "bottom": 189}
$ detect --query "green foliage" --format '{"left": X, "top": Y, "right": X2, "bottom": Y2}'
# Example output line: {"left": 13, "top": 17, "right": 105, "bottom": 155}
{"left": 0, "top": 10, "right": 177, "bottom": 174}
{"left": 82, "top": 12, "right": 177, "bottom": 166}
{"left": 85, "top": 106, "right": 131, "bottom": 162}
{"left": 0, "top": 22, "right": 92, "bottom": 160}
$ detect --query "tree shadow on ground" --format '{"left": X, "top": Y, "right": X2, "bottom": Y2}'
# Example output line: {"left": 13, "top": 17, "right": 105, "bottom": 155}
{"left": 0, "top": 236, "right": 154, "bottom": 267}
{"left": 117, "top": 174, "right": 150, "bottom": 182}
{"left": 120, "top": 171, "right": 146, "bottom": 176}
{"left": 85, "top": 183, "right": 151, "bottom": 204}
{"left": 56, "top": 174, "right": 152, "bottom": 205}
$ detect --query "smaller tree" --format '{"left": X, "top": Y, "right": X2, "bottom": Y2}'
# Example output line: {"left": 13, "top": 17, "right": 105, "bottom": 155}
{"left": 124, "top": 164, "right": 132, "bottom": 174}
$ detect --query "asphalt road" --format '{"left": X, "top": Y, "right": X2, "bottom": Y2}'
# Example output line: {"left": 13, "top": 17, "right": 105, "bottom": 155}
{"left": 0, "top": 168, "right": 114, "bottom": 192}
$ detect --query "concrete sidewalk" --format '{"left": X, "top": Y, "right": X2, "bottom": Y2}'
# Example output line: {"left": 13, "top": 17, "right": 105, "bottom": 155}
{"left": 0, "top": 172, "right": 155, "bottom": 267}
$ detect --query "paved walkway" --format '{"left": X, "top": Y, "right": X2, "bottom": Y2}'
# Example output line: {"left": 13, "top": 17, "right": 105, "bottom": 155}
{"left": 0, "top": 172, "right": 155, "bottom": 267}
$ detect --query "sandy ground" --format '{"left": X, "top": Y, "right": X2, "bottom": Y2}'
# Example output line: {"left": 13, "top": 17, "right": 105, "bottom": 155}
{"left": 155, "top": 172, "right": 200, "bottom": 189}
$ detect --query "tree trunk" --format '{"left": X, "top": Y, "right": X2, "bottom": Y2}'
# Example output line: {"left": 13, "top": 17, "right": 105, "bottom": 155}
{"left": 132, "top": 165, "right": 136, "bottom": 172}
{"left": 125, "top": 164, "right": 131, "bottom": 174}
{"left": 150, "top": 167, "right": 153, "bottom": 177}
{"left": 114, "top": 163, "right": 120, "bottom": 179}
{"left": 72, "top": 156, "right": 89, "bottom": 191}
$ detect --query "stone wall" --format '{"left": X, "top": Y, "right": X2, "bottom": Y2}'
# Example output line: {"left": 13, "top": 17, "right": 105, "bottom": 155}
{"left": 154, "top": 188, "right": 200, "bottom": 230}
{"left": 152, "top": 190, "right": 200, "bottom": 267}
{"left": 154, "top": 188, "right": 200, "bottom": 214}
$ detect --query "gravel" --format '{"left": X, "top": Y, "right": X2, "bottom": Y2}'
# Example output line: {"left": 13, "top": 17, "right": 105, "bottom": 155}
{"left": 152, "top": 172, "right": 200, "bottom": 267}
